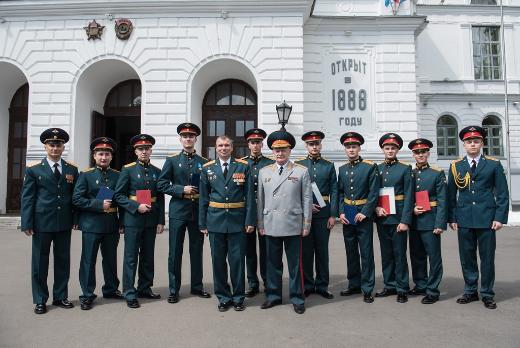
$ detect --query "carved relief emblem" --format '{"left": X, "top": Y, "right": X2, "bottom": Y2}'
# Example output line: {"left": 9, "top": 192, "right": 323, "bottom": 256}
{"left": 84, "top": 20, "right": 105, "bottom": 40}
{"left": 115, "top": 19, "right": 133, "bottom": 40}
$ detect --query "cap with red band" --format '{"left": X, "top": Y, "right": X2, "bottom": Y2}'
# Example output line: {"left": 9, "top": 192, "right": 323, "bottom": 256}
{"left": 90, "top": 137, "right": 117, "bottom": 152}
{"left": 379, "top": 133, "right": 403, "bottom": 149}
{"left": 177, "top": 123, "right": 201, "bottom": 136}
{"left": 267, "top": 130, "right": 296, "bottom": 149}
{"left": 245, "top": 128, "right": 267, "bottom": 141}
{"left": 408, "top": 138, "right": 433, "bottom": 151}
{"left": 130, "top": 134, "right": 156, "bottom": 148}
{"left": 340, "top": 132, "right": 364, "bottom": 146}
{"left": 459, "top": 126, "right": 486, "bottom": 141}
{"left": 301, "top": 131, "right": 325, "bottom": 143}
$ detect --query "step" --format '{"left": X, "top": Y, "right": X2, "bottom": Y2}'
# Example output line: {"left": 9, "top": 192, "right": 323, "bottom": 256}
{"left": 0, "top": 216, "right": 21, "bottom": 229}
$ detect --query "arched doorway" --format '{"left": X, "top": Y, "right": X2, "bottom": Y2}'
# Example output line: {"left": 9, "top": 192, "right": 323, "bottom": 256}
{"left": 91, "top": 79, "right": 141, "bottom": 169}
{"left": 202, "top": 79, "right": 257, "bottom": 159}
{"left": 6, "top": 83, "right": 28, "bottom": 212}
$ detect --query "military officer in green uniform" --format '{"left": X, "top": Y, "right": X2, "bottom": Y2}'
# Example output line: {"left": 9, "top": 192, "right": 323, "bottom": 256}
{"left": 375, "top": 133, "right": 413, "bottom": 303}
{"left": 114, "top": 134, "right": 165, "bottom": 309}
{"left": 241, "top": 128, "right": 274, "bottom": 298}
{"left": 448, "top": 126, "right": 509, "bottom": 309}
{"left": 21, "top": 128, "right": 78, "bottom": 314}
{"left": 296, "top": 131, "right": 337, "bottom": 299}
{"left": 199, "top": 135, "right": 255, "bottom": 312}
{"left": 73, "top": 137, "right": 124, "bottom": 310}
{"left": 157, "top": 123, "right": 211, "bottom": 304}
{"left": 408, "top": 138, "right": 446, "bottom": 304}
{"left": 337, "top": 132, "right": 379, "bottom": 303}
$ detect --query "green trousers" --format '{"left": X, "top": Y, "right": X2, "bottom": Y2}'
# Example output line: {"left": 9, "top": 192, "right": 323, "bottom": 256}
{"left": 302, "top": 218, "right": 330, "bottom": 292}
{"left": 342, "top": 219, "right": 375, "bottom": 294}
{"left": 245, "top": 230, "right": 266, "bottom": 290}
{"left": 409, "top": 229, "right": 443, "bottom": 297}
{"left": 31, "top": 230, "right": 71, "bottom": 304}
{"left": 168, "top": 218, "right": 205, "bottom": 295}
{"left": 265, "top": 235, "right": 304, "bottom": 305}
{"left": 79, "top": 232, "right": 120, "bottom": 301}
{"left": 208, "top": 231, "right": 246, "bottom": 304}
{"left": 122, "top": 227, "right": 157, "bottom": 301}
{"left": 376, "top": 223, "right": 409, "bottom": 293}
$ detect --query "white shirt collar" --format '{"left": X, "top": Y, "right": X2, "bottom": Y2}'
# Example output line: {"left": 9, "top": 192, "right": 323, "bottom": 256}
{"left": 46, "top": 157, "right": 61, "bottom": 168}
{"left": 467, "top": 154, "right": 482, "bottom": 165}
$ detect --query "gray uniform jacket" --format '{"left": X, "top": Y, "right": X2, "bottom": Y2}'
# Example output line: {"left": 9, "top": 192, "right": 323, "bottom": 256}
{"left": 257, "top": 161, "right": 313, "bottom": 237}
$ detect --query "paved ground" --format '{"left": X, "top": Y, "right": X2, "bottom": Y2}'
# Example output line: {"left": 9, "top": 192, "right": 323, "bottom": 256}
{"left": 0, "top": 225, "right": 519, "bottom": 348}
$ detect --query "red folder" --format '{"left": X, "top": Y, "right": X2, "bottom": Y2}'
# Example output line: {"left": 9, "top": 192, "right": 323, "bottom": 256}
{"left": 136, "top": 189, "right": 152, "bottom": 205}
{"left": 378, "top": 195, "right": 391, "bottom": 213}
{"left": 415, "top": 190, "right": 431, "bottom": 212}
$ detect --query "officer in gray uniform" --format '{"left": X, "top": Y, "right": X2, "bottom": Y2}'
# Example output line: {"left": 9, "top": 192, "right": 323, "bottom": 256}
{"left": 257, "top": 130, "right": 313, "bottom": 315}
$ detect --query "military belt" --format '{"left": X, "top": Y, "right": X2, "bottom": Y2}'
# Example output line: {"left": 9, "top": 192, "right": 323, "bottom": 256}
{"left": 429, "top": 201, "right": 437, "bottom": 207}
{"left": 395, "top": 195, "right": 405, "bottom": 201}
{"left": 105, "top": 207, "right": 117, "bottom": 213}
{"left": 322, "top": 195, "right": 330, "bottom": 202}
{"left": 344, "top": 198, "right": 368, "bottom": 206}
{"left": 128, "top": 195, "right": 157, "bottom": 203}
{"left": 184, "top": 194, "right": 200, "bottom": 200}
{"left": 209, "top": 201, "right": 245, "bottom": 209}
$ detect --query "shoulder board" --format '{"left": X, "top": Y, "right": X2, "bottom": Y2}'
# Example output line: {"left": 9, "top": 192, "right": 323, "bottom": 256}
{"left": 362, "top": 159, "right": 374, "bottom": 165}
{"left": 265, "top": 163, "right": 277, "bottom": 170}
{"left": 240, "top": 156, "right": 249, "bottom": 161}
{"left": 203, "top": 160, "right": 215, "bottom": 167}
{"left": 82, "top": 167, "right": 95, "bottom": 173}
{"left": 109, "top": 168, "right": 120, "bottom": 173}
{"left": 485, "top": 156, "right": 499, "bottom": 161}
{"left": 294, "top": 163, "right": 306, "bottom": 168}
{"left": 235, "top": 158, "right": 248, "bottom": 165}
{"left": 453, "top": 157, "right": 464, "bottom": 164}
{"left": 320, "top": 157, "right": 333, "bottom": 163}
{"left": 200, "top": 155, "right": 209, "bottom": 161}
{"left": 168, "top": 152, "right": 180, "bottom": 158}
{"left": 124, "top": 162, "right": 136, "bottom": 168}
{"left": 27, "top": 161, "right": 40, "bottom": 168}
{"left": 65, "top": 160, "right": 77, "bottom": 167}
{"left": 398, "top": 160, "right": 410, "bottom": 166}
{"left": 429, "top": 165, "right": 442, "bottom": 172}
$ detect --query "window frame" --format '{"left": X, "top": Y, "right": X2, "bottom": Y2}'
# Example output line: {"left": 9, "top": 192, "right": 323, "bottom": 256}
{"left": 482, "top": 114, "right": 504, "bottom": 158}
{"left": 472, "top": 25, "right": 502, "bottom": 81}
{"left": 436, "top": 114, "right": 460, "bottom": 159}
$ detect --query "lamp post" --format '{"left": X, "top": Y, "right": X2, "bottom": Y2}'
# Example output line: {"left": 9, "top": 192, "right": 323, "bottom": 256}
{"left": 276, "top": 100, "right": 292, "bottom": 131}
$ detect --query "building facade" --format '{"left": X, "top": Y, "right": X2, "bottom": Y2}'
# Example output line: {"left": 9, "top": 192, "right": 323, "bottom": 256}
{"left": 0, "top": 0, "right": 518, "bottom": 213}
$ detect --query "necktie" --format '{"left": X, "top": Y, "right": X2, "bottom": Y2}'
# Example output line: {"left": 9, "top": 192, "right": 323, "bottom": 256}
{"left": 279, "top": 166, "right": 283, "bottom": 175}
{"left": 223, "top": 162, "right": 228, "bottom": 179}
{"left": 470, "top": 159, "right": 477, "bottom": 174}
{"left": 53, "top": 162, "right": 61, "bottom": 180}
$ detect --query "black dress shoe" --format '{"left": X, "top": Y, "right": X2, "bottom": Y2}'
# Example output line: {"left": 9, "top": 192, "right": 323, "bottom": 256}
{"left": 245, "top": 287, "right": 259, "bottom": 298}
{"left": 190, "top": 290, "right": 211, "bottom": 298}
{"left": 482, "top": 297, "right": 497, "bottom": 309}
{"left": 293, "top": 304, "right": 305, "bottom": 314}
{"left": 52, "top": 299, "right": 74, "bottom": 309}
{"left": 80, "top": 299, "right": 93, "bottom": 310}
{"left": 396, "top": 293, "right": 408, "bottom": 303}
{"left": 34, "top": 303, "right": 47, "bottom": 314}
{"left": 363, "top": 293, "right": 374, "bottom": 303}
{"left": 233, "top": 302, "right": 245, "bottom": 311}
{"left": 126, "top": 299, "right": 140, "bottom": 308}
{"left": 218, "top": 301, "right": 232, "bottom": 312}
{"left": 456, "top": 293, "right": 479, "bottom": 304}
{"left": 167, "top": 293, "right": 179, "bottom": 304}
{"left": 260, "top": 299, "right": 282, "bottom": 309}
{"left": 421, "top": 295, "right": 439, "bottom": 304}
{"left": 375, "top": 288, "right": 397, "bottom": 298}
{"left": 316, "top": 289, "right": 334, "bottom": 299}
{"left": 138, "top": 291, "right": 161, "bottom": 299}
{"left": 304, "top": 289, "right": 314, "bottom": 297}
{"left": 103, "top": 290, "right": 124, "bottom": 300}
{"left": 408, "top": 287, "right": 427, "bottom": 296}
{"left": 340, "top": 288, "right": 361, "bottom": 297}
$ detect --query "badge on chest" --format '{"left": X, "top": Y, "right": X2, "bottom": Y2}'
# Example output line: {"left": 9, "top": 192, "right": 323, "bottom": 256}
{"left": 233, "top": 172, "right": 245, "bottom": 185}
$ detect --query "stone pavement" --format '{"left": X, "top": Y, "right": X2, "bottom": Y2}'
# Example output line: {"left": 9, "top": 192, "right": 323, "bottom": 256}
{"left": 0, "top": 225, "right": 519, "bottom": 348}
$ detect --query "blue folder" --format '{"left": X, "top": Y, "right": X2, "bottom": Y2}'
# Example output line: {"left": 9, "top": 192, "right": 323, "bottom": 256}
{"left": 343, "top": 205, "right": 358, "bottom": 226}
{"left": 96, "top": 186, "right": 114, "bottom": 201}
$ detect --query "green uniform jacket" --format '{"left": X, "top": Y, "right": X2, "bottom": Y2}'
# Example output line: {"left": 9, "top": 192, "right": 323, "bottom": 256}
{"left": 72, "top": 166, "right": 120, "bottom": 233}
{"left": 377, "top": 160, "right": 414, "bottom": 225}
{"left": 338, "top": 158, "right": 380, "bottom": 218}
{"left": 199, "top": 158, "right": 255, "bottom": 232}
{"left": 114, "top": 161, "right": 165, "bottom": 228}
{"left": 412, "top": 164, "right": 447, "bottom": 231}
{"left": 157, "top": 151, "right": 208, "bottom": 221}
{"left": 447, "top": 155, "right": 509, "bottom": 228}
{"left": 241, "top": 154, "right": 275, "bottom": 195}
{"left": 21, "top": 158, "right": 78, "bottom": 232}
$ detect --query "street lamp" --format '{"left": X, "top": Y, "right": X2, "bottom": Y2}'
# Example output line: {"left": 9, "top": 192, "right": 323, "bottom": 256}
{"left": 276, "top": 100, "right": 292, "bottom": 131}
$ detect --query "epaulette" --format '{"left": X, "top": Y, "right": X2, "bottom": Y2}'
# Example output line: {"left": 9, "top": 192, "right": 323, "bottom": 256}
{"left": 294, "top": 162, "right": 306, "bottom": 168}
{"left": 168, "top": 152, "right": 180, "bottom": 158}
{"left": 485, "top": 156, "right": 499, "bottom": 161}
{"left": 398, "top": 160, "right": 409, "bottom": 166}
{"left": 109, "top": 168, "right": 120, "bottom": 173}
{"left": 203, "top": 160, "right": 215, "bottom": 167}
{"left": 200, "top": 155, "right": 209, "bottom": 161}
{"left": 430, "top": 165, "right": 442, "bottom": 172}
{"left": 124, "top": 162, "right": 136, "bottom": 168}
{"left": 65, "top": 160, "right": 77, "bottom": 167}
{"left": 295, "top": 157, "right": 306, "bottom": 162}
{"left": 240, "top": 156, "right": 249, "bottom": 161}
{"left": 235, "top": 158, "right": 248, "bottom": 165}
{"left": 27, "top": 161, "right": 40, "bottom": 168}
{"left": 453, "top": 157, "right": 464, "bottom": 163}
{"left": 362, "top": 159, "right": 375, "bottom": 165}
{"left": 82, "top": 167, "right": 95, "bottom": 173}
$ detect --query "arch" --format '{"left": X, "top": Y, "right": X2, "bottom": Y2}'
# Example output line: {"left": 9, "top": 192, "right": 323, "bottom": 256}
{"left": 482, "top": 113, "right": 503, "bottom": 157}
{"left": 73, "top": 58, "right": 141, "bottom": 170}
{"left": 187, "top": 56, "right": 260, "bottom": 153}
{"left": 436, "top": 114, "right": 459, "bottom": 158}
{"left": 0, "top": 60, "right": 29, "bottom": 213}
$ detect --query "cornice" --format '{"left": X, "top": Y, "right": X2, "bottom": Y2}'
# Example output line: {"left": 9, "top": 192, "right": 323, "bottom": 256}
{"left": 416, "top": 4, "right": 520, "bottom": 17}
{"left": 305, "top": 15, "right": 428, "bottom": 34}
{"left": 420, "top": 93, "right": 520, "bottom": 103}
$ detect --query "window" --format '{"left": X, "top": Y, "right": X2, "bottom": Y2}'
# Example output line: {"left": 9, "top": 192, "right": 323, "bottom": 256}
{"left": 470, "top": 0, "right": 496, "bottom": 4}
{"left": 437, "top": 115, "right": 459, "bottom": 158}
{"left": 482, "top": 115, "right": 503, "bottom": 157}
{"left": 472, "top": 26, "right": 501, "bottom": 80}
